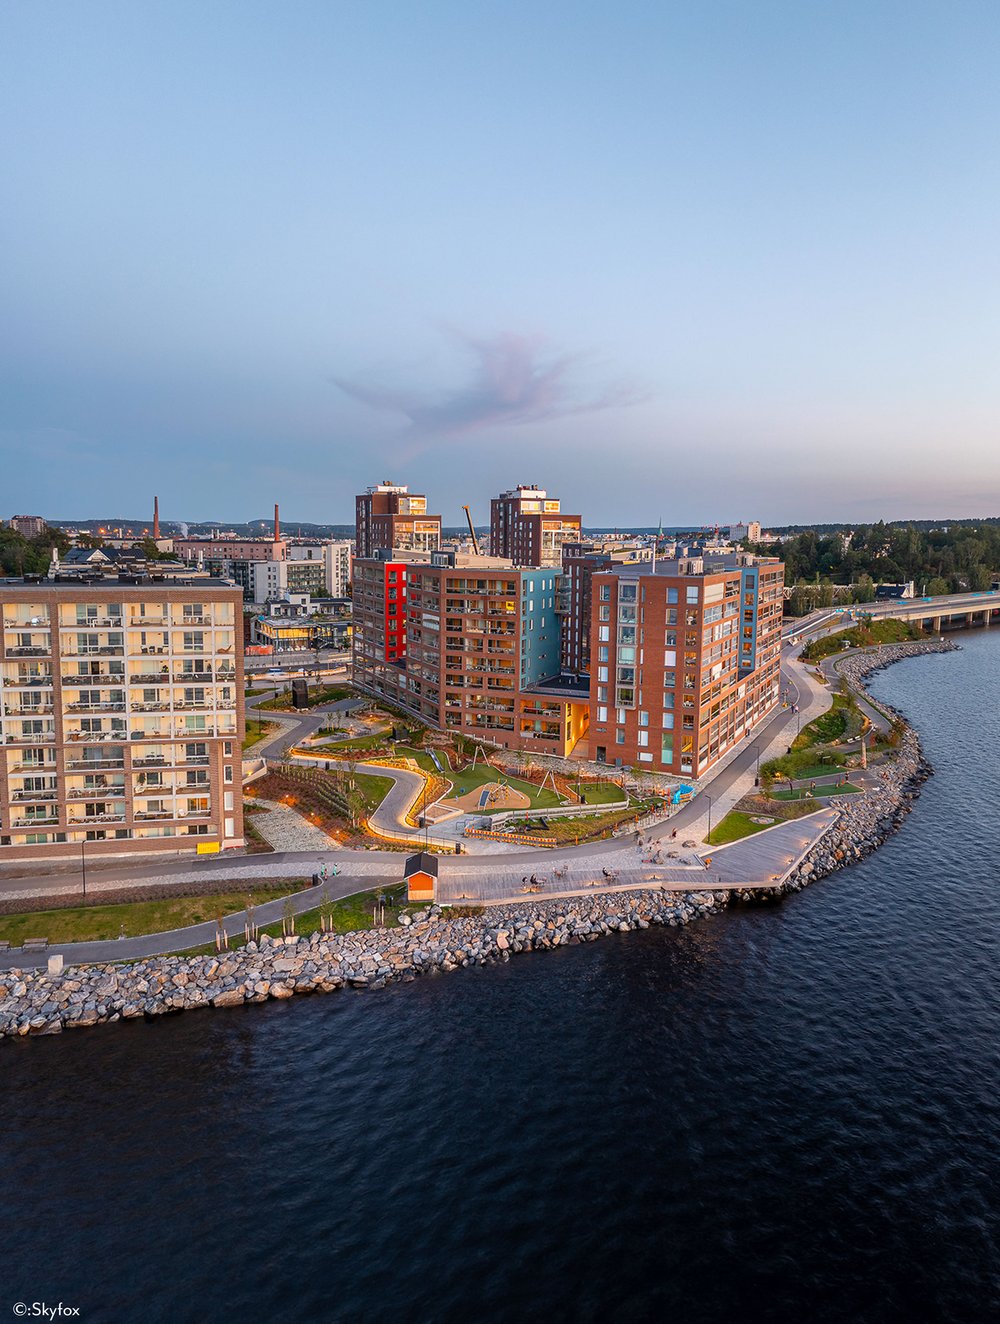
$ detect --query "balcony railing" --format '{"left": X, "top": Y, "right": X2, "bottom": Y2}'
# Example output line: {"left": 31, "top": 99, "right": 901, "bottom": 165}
{"left": 67, "top": 786, "right": 126, "bottom": 799}
{"left": 1, "top": 675, "right": 53, "bottom": 687}
{"left": 64, "top": 617, "right": 123, "bottom": 629}
{"left": 12, "top": 816, "right": 59, "bottom": 828}
{"left": 65, "top": 757, "right": 125, "bottom": 771}
{"left": 3, "top": 618, "right": 49, "bottom": 628}
{"left": 135, "top": 810, "right": 174, "bottom": 821}
{"left": 131, "top": 701, "right": 172, "bottom": 711}
{"left": 66, "top": 701, "right": 125, "bottom": 713}
{"left": 4, "top": 647, "right": 48, "bottom": 657}
{"left": 62, "top": 646, "right": 123, "bottom": 657}
{"left": 3, "top": 733, "right": 56, "bottom": 745}
{"left": 65, "top": 731, "right": 126, "bottom": 742}
{"left": 11, "top": 789, "right": 58, "bottom": 801}
{"left": 3, "top": 704, "right": 54, "bottom": 717}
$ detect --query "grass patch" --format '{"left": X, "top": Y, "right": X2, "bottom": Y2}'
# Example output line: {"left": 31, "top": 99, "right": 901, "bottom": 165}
{"left": 771, "top": 783, "right": 861, "bottom": 800}
{"left": 0, "top": 882, "right": 307, "bottom": 947}
{"left": 256, "top": 685, "right": 353, "bottom": 711}
{"left": 354, "top": 772, "right": 395, "bottom": 814}
{"left": 575, "top": 782, "right": 629, "bottom": 806}
{"left": 243, "top": 719, "right": 281, "bottom": 750}
{"left": 443, "top": 763, "right": 565, "bottom": 809}
{"left": 394, "top": 744, "right": 445, "bottom": 774}
{"left": 315, "top": 731, "right": 391, "bottom": 752}
{"left": 707, "top": 801, "right": 818, "bottom": 845}
{"left": 801, "top": 618, "right": 926, "bottom": 663}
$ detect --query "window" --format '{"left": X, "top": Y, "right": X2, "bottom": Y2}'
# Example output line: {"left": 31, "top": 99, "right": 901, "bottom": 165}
{"left": 223, "top": 765, "right": 233, "bottom": 783}
{"left": 686, "top": 586, "right": 700, "bottom": 603}
{"left": 599, "top": 585, "right": 611, "bottom": 602}
{"left": 639, "top": 711, "right": 649, "bottom": 727}
{"left": 667, "top": 588, "right": 678, "bottom": 604}
{"left": 598, "top": 645, "right": 609, "bottom": 662}
{"left": 597, "top": 706, "right": 608, "bottom": 723}
{"left": 598, "top": 626, "right": 610, "bottom": 642}
{"left": 637, "top": 731, "right": 649, "bottom": 747}
{"left": 615, "top": 729, "right": 626, "bottom": 744}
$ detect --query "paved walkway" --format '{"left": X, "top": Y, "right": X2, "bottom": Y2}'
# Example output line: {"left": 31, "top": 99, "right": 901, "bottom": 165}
{"left": 244, "top": 798, "right": 337, "bottom": 852}
{"left": 0, "top": 874, "right": 401, "bottom": 971}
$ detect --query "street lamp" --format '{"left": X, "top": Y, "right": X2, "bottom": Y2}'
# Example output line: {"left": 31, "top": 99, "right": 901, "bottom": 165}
{"left": 754, "top": 742, "right": 761, "bottom": 785}
{"left": 706, "top": 795, "right": 713, "bottom": 842}
{"left": 81, "top": 836, "right": 87, "bottom": 901}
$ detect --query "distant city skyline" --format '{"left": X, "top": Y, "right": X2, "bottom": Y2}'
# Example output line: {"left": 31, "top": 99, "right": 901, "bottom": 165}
{"left": 3, "top": 2, "right": 1000, "bottom": 523}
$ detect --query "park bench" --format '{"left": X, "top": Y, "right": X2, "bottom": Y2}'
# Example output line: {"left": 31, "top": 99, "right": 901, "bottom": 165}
{"left": 22, "top": 938, "right": 48, "bottom": 952}
{"left": 0, "top": 940, "right": 9, "bottom": 953}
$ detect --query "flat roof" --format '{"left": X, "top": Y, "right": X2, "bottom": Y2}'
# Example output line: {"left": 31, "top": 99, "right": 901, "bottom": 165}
{"left": 0, "top": 575, "right": 240, "bottom": 591}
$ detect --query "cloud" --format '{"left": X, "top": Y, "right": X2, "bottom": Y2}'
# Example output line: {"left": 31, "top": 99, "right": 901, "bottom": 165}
{"left": 331, "top": 331, "right": 645, "bottom": 440}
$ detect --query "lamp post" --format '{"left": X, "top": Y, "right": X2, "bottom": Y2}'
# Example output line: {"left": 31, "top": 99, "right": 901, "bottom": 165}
{"left": 706, "top": 795, "right": 713, "bottom": 843}
{"left": 81, "top": 837, "right": 87, "bottom": 902}
{"left": 754, "top": 742, "right": 761, "bottom": 786}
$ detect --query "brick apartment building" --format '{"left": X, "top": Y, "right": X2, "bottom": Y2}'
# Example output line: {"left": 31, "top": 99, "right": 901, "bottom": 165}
{"left": 587, "top": 555, "right": 783, "bottom": 777}
{"left": 355, "top": 482, "right": 442, "bottom": 560}
{"left": 0, "top": 576, "right": 244, "bottom": 863}
{"left": 489, "top": 485, "right": 581, "bottom": 567}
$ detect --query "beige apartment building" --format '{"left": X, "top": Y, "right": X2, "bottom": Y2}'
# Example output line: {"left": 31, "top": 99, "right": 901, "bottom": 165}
{"left": 0, "top": 577, "right": 244, "bottom": 863}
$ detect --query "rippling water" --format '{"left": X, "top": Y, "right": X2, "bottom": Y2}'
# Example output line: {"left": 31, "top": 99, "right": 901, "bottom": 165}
{"left": 4, "top": 635, "right": 1000, "bottom": 1323}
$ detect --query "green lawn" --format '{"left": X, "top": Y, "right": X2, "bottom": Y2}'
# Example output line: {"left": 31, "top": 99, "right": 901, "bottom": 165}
{"left": 707, "top": 802, "right": 817, "bottom": 845}
{"left": 354, "top": 772, "right": 395, "bottom": 814}
{"left": 315, "top": 731, "right": 391, "bottom": 752}
{"left": 576, "top": 782, "right": 629, "bottom": 805}
{"left": 256, "top": 684, "right": 352, "bottom": 711}
{"left": 443, "top": 763, "right": 565, "bottom": 809}
{"left": 801, "top": 618, "right": 925, "bottom": 662}
{"left": 0, "top": 882, "right": 308, "bottom": 947}
{"left": 242, "top": 719, "right": 280, "bottom": 750}
{"left": 173, "top": 883, "right": 409, "bottom": 956}
{"left": 244, "top": 687, "right": 271, "bottom": 697}
{"left": 394, "top": 744, "right": 444, "bottom": 774}
{"left": 794, "top": 695, "right": 849, "bottom": 748}
{"left": 771, "top": 783, "right": 861, "bottom": 800}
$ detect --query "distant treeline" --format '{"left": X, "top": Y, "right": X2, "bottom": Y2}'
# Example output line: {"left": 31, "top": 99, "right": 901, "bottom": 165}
{"left": 759, "top": 521, "right": 1000, "bottom": 614}
{"left": 0, "top": 525, "right": 71, "bottom": 576}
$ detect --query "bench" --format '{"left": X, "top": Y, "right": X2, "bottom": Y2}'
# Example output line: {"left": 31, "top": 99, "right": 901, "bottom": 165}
{"left": 22, "top": 938, "right": 48, "bottom": 952}
{"left": 0, "top": 940, "right": 9, "bottom": 953}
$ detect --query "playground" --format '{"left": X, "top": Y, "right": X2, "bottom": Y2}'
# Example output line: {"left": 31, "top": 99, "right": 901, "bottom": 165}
{"left": 446, "top": 780, "right": 533, "bottom": 813}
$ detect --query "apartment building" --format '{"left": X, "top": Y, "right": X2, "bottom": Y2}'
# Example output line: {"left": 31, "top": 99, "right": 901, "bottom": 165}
{"left": 355, "top": 482, "right": 441, "bottom": 559}
{"left": 8, "top": 515, "right": 47, "bottom": 539}
{"left": 0, "top": 577, "right": 244, "bottom": 863}
{"left": 352, "top": 550, "right": 588, "bottom": 757}
{"left": 489, "top": 485, "right": 582, "bottom": 567}
{"left": 587, "top": 555, "right": 783, "bottom": 777}
{"left": 560, "top": 539, "right": 651, "bottom": 675}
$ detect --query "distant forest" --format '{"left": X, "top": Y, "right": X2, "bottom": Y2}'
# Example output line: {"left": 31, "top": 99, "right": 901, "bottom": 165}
{"left": 759, "top": 521, "right": 1000, "bottom": 614}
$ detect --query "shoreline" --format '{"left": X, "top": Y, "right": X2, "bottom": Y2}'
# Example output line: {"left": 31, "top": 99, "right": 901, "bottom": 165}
{"left": 0, "top": 640, "right": 956, "bottom": 1042}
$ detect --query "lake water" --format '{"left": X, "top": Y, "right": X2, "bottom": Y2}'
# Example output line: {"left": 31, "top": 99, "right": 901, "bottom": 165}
{"left": 4, "top": 632, "right": 1000, "bottom": 1323}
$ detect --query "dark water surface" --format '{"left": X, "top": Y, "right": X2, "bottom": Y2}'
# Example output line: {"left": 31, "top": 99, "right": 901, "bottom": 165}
{"left": 4, "top": 635, "right": 1000, "bottom": 1323}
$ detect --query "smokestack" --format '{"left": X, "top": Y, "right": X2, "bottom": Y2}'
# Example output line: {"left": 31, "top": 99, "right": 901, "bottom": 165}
{"left": 274, "top": 503, "right": 280, "bottom": 542}
{"left": 153, "top": 495, "right": 160, "bottom": 540}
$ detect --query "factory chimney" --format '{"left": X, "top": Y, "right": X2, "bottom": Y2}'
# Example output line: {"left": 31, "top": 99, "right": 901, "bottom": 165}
{"left": 153, "top": 496, "right": 160, "bottom": 540}
{"left": 274, "top": 503, "right": 280, "bottom": 541}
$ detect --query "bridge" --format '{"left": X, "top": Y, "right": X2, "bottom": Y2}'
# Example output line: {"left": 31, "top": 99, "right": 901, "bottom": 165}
{"left": 786, "top": 589, "right": 1000, "bottom": 641}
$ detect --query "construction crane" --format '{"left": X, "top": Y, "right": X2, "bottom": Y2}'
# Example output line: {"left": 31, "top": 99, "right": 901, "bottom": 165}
{"left": 462, "top": 505, "right": 481, "bottom": 555}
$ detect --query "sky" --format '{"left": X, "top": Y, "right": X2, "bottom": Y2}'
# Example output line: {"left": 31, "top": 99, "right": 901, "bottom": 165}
{"left": 2, "top": 0, "right": 1000, "bottom": 528}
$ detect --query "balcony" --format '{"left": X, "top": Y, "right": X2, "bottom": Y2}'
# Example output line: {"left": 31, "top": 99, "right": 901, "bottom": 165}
{"left": 4, "top": 646, "right": 48, "bottom": 657}
{"left": 11, "top": 789, "right": 58, "bottom": 802}
{"left": 67, "top": 786, "right": 126, "bottom": 799}
{"left": 65, "top": 757, "right": 125, "bottom": 771}
{"left": 135, "top": 810, "right": 174, "bottom": 821}
{"left": 62, "top": 646, "right": 124, "bottom": 657}
{"left": 3, "top": 732, "right": 56, "bottom": 745}
{"left": 127, "top": 615, "right": 169, "bottom": 625}
{"left": 2, "top": 675, "right": 53, "bottom": 687}
{"left": 130, "top": 672, "right": 172, "bottom": 684}
{"left": 12, "top": 816, "right": 59, "bottom": 828}
{"left": 3, "top": 617, "right": 49, "bottom": 628}
{"left": 72, "top": 812, "right": 127, "bottom": 824}
{"left": 3, "top": 704, "right": 54, "bottom": 717}
{"left": 64, "top": 617, "right": 123, "bottom": 629}
{"left": 65, "top": 701, "right": 125, "bottom": 713}
{"left": 65, "top": 731, "right": 126, "bottom": 743}
{"left": 131, "top": 701, "right": 172, "bottom": 712}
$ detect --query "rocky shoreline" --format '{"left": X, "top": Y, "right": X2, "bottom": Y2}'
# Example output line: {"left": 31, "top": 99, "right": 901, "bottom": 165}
{"left": 748, "top": 639, "right": 956, "bottom": 900}
{"left": 0, "top": 639, "right": 956, "bottom": 1042}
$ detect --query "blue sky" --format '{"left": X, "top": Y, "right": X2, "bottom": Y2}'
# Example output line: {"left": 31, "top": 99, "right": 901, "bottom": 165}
{"left": 2, "top": 0, "right": 999, "bottom": 527}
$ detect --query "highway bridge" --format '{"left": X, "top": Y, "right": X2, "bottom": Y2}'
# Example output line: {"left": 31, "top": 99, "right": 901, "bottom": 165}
{"left": 786, "top": 589, "right": 1000, "bottom": 641}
